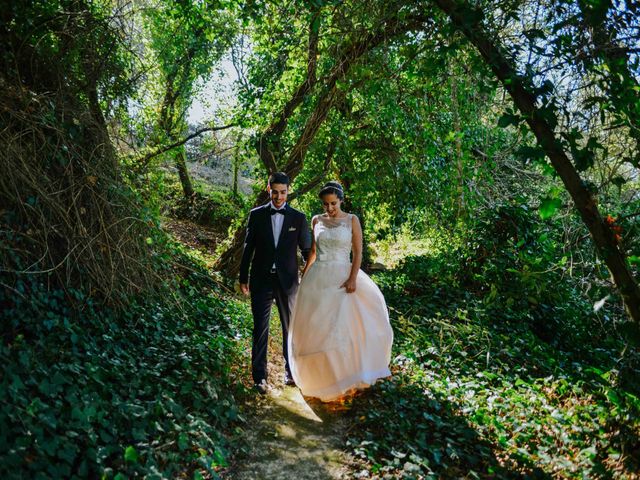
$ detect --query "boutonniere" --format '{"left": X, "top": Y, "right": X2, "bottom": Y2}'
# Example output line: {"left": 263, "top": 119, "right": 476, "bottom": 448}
{"left": 288, "top": 227, "right": 297, "bottom": 231}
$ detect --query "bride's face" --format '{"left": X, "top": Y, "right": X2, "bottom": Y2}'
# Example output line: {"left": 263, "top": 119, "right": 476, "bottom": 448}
{"left": 321, "top": 193, "right": 342, "bottom": 217}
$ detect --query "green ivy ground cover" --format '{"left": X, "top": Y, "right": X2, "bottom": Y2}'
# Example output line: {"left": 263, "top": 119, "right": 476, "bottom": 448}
{"left": 345, "top": 256, "right": 640, "bottom": 479}
{"left": 0, "top": 273, "right": 252, "bottom": 479}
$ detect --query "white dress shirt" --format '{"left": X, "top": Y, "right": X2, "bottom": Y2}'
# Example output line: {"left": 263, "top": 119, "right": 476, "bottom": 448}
{"left": 270, "top": 202, "right": 286, "bottom": 269}
{"left": 270, "top": 201, "right": 286, "bottom": 247}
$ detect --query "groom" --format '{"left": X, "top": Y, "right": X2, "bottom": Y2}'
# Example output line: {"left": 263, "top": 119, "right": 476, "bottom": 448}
{"left": 239, "top": 172, "right": 311, "bottom": 394}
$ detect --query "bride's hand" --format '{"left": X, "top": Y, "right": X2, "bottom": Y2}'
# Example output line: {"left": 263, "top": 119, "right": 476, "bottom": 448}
{"left": 340, "top": 277, "right": 357, "bottom": 294}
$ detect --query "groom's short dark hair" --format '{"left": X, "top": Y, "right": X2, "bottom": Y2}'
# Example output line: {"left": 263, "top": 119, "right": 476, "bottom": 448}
{"left": 269, "top": 172, "right": 290, "bottom": 186}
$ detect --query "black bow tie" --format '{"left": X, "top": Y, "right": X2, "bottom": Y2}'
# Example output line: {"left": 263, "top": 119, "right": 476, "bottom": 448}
{"left": 270, "top": 208, "right": 285, "bottom": 215}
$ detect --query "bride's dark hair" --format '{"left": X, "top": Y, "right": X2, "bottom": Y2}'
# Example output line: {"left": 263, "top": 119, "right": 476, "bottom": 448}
{"left": 319, "top": 181, "right": 344, "bottom": 200}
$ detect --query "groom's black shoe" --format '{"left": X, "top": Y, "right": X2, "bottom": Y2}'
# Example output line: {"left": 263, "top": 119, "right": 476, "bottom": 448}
{"left": 254, "top": 379, "right": 269, "bottom": 395}
{"left": 284, "top": 372, "right": 296, "bottom": 386}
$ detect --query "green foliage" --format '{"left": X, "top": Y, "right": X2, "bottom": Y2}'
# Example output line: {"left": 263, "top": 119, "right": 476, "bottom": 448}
{"left": 373, "top": 200, "right": 588, "bottom": 333}
{"left": 346, "top": 235, "right": 640, "bottom": 478}
{"left": 0, "top": 244, "right": 252, "bottom": 478}
{"left": 2, "top": 0, "right": 136, "bottom": 101}
{"left": 538, "top": 197, "right": 562, "bottom": 219}
{"left": 161, "top": 174, "right": 248, "bottom": 229}
{"left": 4, "top": 0, "right": 640, "bottom": 477}
{"left": 117, "top": 0, "right": 238, "bottom": 183}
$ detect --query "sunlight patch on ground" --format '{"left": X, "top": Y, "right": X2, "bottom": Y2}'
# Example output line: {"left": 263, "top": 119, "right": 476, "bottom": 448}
{"left": 226, "top": 315, "right": 358, "bottom": 479}
{"left": 270, "top": 387, "right": 324, "bottom": 423}
{"left": 227, "top": 385, "right": 356, "bottom": 480}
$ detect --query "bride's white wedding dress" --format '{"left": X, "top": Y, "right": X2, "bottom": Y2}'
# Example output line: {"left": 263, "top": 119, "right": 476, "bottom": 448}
{"left": 288, "top": 213, "right": 393, "bottom": 401}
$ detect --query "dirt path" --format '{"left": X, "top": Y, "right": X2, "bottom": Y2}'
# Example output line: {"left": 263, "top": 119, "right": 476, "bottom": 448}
{"left": 225, "top": 318, "right": 361, "bottom": 480}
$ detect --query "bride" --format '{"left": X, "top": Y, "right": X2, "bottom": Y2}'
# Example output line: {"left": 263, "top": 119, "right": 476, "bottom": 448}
{"left": 287, "top": 181, "right": 393, "bottom": 401}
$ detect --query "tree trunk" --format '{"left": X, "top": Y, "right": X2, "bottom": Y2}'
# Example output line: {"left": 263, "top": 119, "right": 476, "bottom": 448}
{"left": 433, "top": 0, "right": 640, "bottom": 324}
{"left": 232, "top": 158, "right": 239, "bottom": 197}
{"left": 232, "top": 131, "right": 243, "bottom": 197}
{"left": 232, "top": 148, "right": 239, "bottom": 197}
{"left": 175, "top": 147, "right": 194, "bottom": 199}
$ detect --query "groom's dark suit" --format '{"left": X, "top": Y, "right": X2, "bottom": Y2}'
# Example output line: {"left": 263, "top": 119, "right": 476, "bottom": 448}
{"left": 239, "top": 203, "right": 311, "bottom": 384}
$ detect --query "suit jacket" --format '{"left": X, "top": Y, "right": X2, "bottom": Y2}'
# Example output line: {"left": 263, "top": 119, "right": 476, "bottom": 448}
{"left": 239, "top": 203, "right": 311, "bottom": 294}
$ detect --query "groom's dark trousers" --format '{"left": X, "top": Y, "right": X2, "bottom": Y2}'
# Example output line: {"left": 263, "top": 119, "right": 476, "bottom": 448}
{"left": 249, "top": 275, "right": 296, "bottom": 382}
{"left": 239, "top": 203, "right": 310, "bottom": 383}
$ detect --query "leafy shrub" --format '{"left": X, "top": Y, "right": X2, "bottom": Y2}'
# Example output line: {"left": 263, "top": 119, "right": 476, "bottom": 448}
{"left": 376, "top": 201, "right": 609, "bottom": 349}
{"left": 161, "top": 176, "right": 246, "bottom": 230}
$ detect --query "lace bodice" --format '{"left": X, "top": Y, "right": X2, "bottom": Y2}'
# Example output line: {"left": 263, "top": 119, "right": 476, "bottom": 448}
{"left": 314, "top": 214, "right": 352, "bottom": 264}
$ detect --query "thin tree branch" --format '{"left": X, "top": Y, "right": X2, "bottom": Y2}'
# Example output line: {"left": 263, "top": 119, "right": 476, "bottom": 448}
{"left": 620, "top": 211, "right": 640, "bottom": 221}
{"left": 135, "top": 124, "right": 236, "bottom": 167}
{"left": 281, "top": 12, "right": 431, "bottom": 177}
{"left": 433, "top": 0, "right": 640, "bottom": 323}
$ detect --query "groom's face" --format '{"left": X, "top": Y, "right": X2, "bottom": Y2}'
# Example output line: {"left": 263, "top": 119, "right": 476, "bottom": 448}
{"left": 268, "top": 183, "right": 288, "bottom": 209}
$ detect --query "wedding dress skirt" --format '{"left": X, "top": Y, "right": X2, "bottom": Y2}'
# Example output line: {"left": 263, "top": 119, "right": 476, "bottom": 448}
{"left": 288, "top": 214, "right": 393, "bottom": 401}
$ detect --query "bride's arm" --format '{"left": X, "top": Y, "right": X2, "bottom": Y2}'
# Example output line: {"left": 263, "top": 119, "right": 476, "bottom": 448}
{"left": 341, "top": 214, "right": 362, "bottom": 293}
{"left": 301, "top": 216, "right": 318, "bottom": 277}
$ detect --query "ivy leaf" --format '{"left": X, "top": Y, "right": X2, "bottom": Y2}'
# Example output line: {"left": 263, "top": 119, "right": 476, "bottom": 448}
{"left": 178, "top": 432, "right": 189, "bottom": 451}
{"left": 628, "top": 255, "right": 640, "bottom": 266}
{"left": 539, "top": 197, "right": 562, "bottom": 219}
{"left": 124, "top": 445, "right": 139, "bottom": 463}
